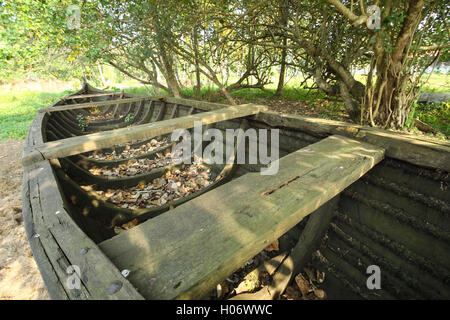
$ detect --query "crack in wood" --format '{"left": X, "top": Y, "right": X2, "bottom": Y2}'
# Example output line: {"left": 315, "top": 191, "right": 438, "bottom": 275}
{"left": 260, "top": 175, "right": 300, "bottom": 196}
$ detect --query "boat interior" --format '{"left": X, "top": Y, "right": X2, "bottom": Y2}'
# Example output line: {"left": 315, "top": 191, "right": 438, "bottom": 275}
{"left": 22, "top": 83, "right": 450, "bottom": 300}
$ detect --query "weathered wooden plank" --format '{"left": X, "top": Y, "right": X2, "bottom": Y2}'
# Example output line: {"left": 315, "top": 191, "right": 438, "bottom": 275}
{"left": 98, "top": 135, "right": 385, "bottom": 299}
{"left": 28, "top": 163, "right": 91, "bottom": 299}
{"left": 35, "top": 160, "right": 144, "bottom": 299}
{"left": 22, "top": 116, "right": 71, "bottom": 299}
{"left": 39, "top": 97, "right": 150, "bottom": 113}
{"left": 164, "top": 97, "right": 231, "bottom": 111}
{"left": 22, "top": 113, "right": 144, "bottom": 300}
{"left": 23, "top": 104, "right": 267, "bottom": 166}
{"left": 62, "top": 92, "right": 124, "bottom": 100}
{"left": 253, "top": 111, "right": 450, "bottom": 172}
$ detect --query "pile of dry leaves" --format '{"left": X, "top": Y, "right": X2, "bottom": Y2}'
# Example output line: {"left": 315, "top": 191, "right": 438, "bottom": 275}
{"left": 211, "top": 240, "right": 328, "bottom": 300}
{"left": 282, "top": 265, "right": 327, "bottom": 300}
{"left": 88, "top": 138, "right": 169, "bottom": 160}
{"left": 88, "top": 154, "right": 173, "bottom": 177}
{"left": 86, "top": 111, "right": 113, "bottom": 121}
{"left": 82, "top": 163, "right": 212, "bottom": 211}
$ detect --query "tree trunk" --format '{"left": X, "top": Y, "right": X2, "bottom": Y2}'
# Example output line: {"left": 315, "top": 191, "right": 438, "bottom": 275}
{"left": 367, "top": 0, "right": 426, "bottom": 128}
{"left": 275, "top": 2, "right": 289, "bottom": 97}
{"left": 193, "top": 27, "right": 202, "bottom": 99}
{"left": 97, "top": 61, "right": 106, "bottom": 87}
{"left": 159, "top": 47, "right": 182, "bottom": 98}
{"left": 275, "top": 37, "right": 287, "bottom": 97}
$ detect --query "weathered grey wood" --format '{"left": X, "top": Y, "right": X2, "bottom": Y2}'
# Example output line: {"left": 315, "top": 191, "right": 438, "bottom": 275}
{"left": 231, "top": 196, "right": 339, "bottom": 300}
{"left": 62, "top": 92, "right": 123, "bottom": 100}
{"left": 22, "top": 115, "right": 72, "bottom": 299}
{"left": 253, "top": 111, "right": 450, "bottom": 172}
{"left": 164, "top": 97, "right": 231, "bottom": 111}
{"left": 23, "top": 104, "right": 267, "bottom": 166}
{"left": 99, "top": 135, "right": 385, "bottom": 299}
{"left": 22, "top": 104, "right": 145, "bottom": 299}
{"left": 39, "top": 97, "right": 150, "bottom": 113}
{"left": 26, "top": 161, "right": 144, "bottom": 299}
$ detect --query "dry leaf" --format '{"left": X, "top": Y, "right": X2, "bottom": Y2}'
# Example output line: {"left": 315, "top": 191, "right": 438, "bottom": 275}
{"left": 313, "top": 289, "right": 326, "bottom": 299}
{"left": 295, "top": 274, "right": 311, "bottom": 297}
{"left": 235, "top": 271, "right": 260, "bottom": 294}
{"left": 265, "top": 239, "right": 279, "bottom": 252}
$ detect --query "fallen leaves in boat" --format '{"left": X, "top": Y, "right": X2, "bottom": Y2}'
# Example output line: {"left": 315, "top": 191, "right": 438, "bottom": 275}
{"left": 210, "top": 242, "right": 327, "bottom": 300}
{"left": 88, "top": 138, "right": 169, "bottom": 160}
{"left": 285, "top": 266, "right": 327, "bottom": 300}
{"left": 214, "top": 250, "right": 274, "bottom": 299}
{"left": 82, "top": 163, "right": 212, "bottom": 211}
{"left": 86, "top": 111, "right": 114, "bottom": 121}
{"left": 88, "top": 154, "right": 173, "bottom": 177}
{"left": 265, "top": 239, "right": 279, "bottom": 252}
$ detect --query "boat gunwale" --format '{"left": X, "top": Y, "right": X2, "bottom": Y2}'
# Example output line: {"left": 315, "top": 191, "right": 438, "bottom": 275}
{"left": 22, "top": 84, "right": 145, "bottom": 299}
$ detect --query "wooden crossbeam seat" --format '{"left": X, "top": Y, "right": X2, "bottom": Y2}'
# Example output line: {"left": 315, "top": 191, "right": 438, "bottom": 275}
{"left": 39, "top": 97, "right": 152, "bottom": 113}
{"left": 61, "top": 92, "right": 124, "bottom": 100}
{"left": 98, "top": 135, "right": 385, "bottom": 299}
{"left": 23, "top": 104, "right": 267, "bottom": 166}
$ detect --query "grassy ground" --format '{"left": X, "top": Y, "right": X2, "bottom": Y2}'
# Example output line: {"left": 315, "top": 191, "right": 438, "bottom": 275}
{"left": 0, "top": 90, "right": 74, "bottom": 139}
{"left": 0, "top": 74, "right": 448, "bottom": 140}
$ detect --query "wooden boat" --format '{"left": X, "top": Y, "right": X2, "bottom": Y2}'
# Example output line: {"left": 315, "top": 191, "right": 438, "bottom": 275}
{"left": 22, "top": 82, "right": 450, "bottom": 299}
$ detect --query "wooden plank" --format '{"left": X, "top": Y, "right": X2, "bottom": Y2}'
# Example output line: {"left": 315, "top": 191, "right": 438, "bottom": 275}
{"left": 62, "top": 92, "right": 123, "bottom": 100}
{"left": 253, "top": 111, "right": 450, "bottom": 172}
{"left": 23, "top": 104, "right": 267, "bottom": 166}
{"left": 98, "top": 135, "right": 385, "bottom": 299}
{"left": 36, "top": 160, "right": 144, "bottom": 299}
{"left": 164, "top": 97, "right": 231, "bottom": 111}
{"left": 38, "top": 97, "right": 150, "bottom": 113}
{"left": 22, "top": 115, "right": 71, "bottom": 299}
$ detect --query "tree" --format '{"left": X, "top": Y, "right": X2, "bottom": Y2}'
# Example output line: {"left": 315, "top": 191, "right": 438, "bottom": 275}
{"left": 325, "top": 0, "right": 448, "bottom": 128}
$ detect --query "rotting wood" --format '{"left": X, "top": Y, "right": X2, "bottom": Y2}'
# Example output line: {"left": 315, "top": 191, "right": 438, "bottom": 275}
{"left": 39, "top": 97, "right": 152, "bottom": 113}
{"left": 22, "top": 112, "right": 144, "bottom": 300}
{"left": 164, "top": 97, "right": 230, "bottom": 111}
{"left": 23, "top": 104, "right": 267, "bottom": 166}
{"left": 29, "top": 161, "right": 144, "bottom": 299}
{"left": 231, "top": 196, "right": 339, "bottom": 300}
{"left": 98, "top": 135, "right": 385, "bottom": 299}
{"left": 62, "top": 92, "right": 124, "bottom": 101}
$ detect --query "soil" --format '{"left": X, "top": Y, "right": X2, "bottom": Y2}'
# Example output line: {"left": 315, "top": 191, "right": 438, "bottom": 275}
{"left": 0, "top": 139, "right": 49, "bottom": 299}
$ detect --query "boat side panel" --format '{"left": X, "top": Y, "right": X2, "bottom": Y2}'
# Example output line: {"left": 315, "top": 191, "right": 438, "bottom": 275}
{"left": 315, "top": 158, "right": 450, "bottom": 299}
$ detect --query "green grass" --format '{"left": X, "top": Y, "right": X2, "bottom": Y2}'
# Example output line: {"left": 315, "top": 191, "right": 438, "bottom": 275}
{"left": 409, "top": 101, "right": 450, "bottom": 136}
{"left": 419, "top": 73, "right": 450, "bottom": 93}
{"left": 0, "top": 90, "right": 74, "bottom": 139}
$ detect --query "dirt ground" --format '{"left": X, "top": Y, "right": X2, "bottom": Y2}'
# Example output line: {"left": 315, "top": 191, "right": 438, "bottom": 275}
{"left": 0, "top": 139, "right": 49, "bottom": 299}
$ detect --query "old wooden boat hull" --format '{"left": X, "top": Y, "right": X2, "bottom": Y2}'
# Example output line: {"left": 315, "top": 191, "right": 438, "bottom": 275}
{"left": 22, "top": 82, "right": 450, "bottom": 299}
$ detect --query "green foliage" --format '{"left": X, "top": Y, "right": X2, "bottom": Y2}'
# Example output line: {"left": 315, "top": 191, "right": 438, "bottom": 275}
{"left": 416, "top": 102, "right": 450, "bottom": 136}
{"left": 124, "top": 112, "right": 135, "bottom": 123}
{"left": 0, "top": 0, "right": 107, "bottom": 82}
{"left": 76, "top": 113, "right": 88, "bottom": 132}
